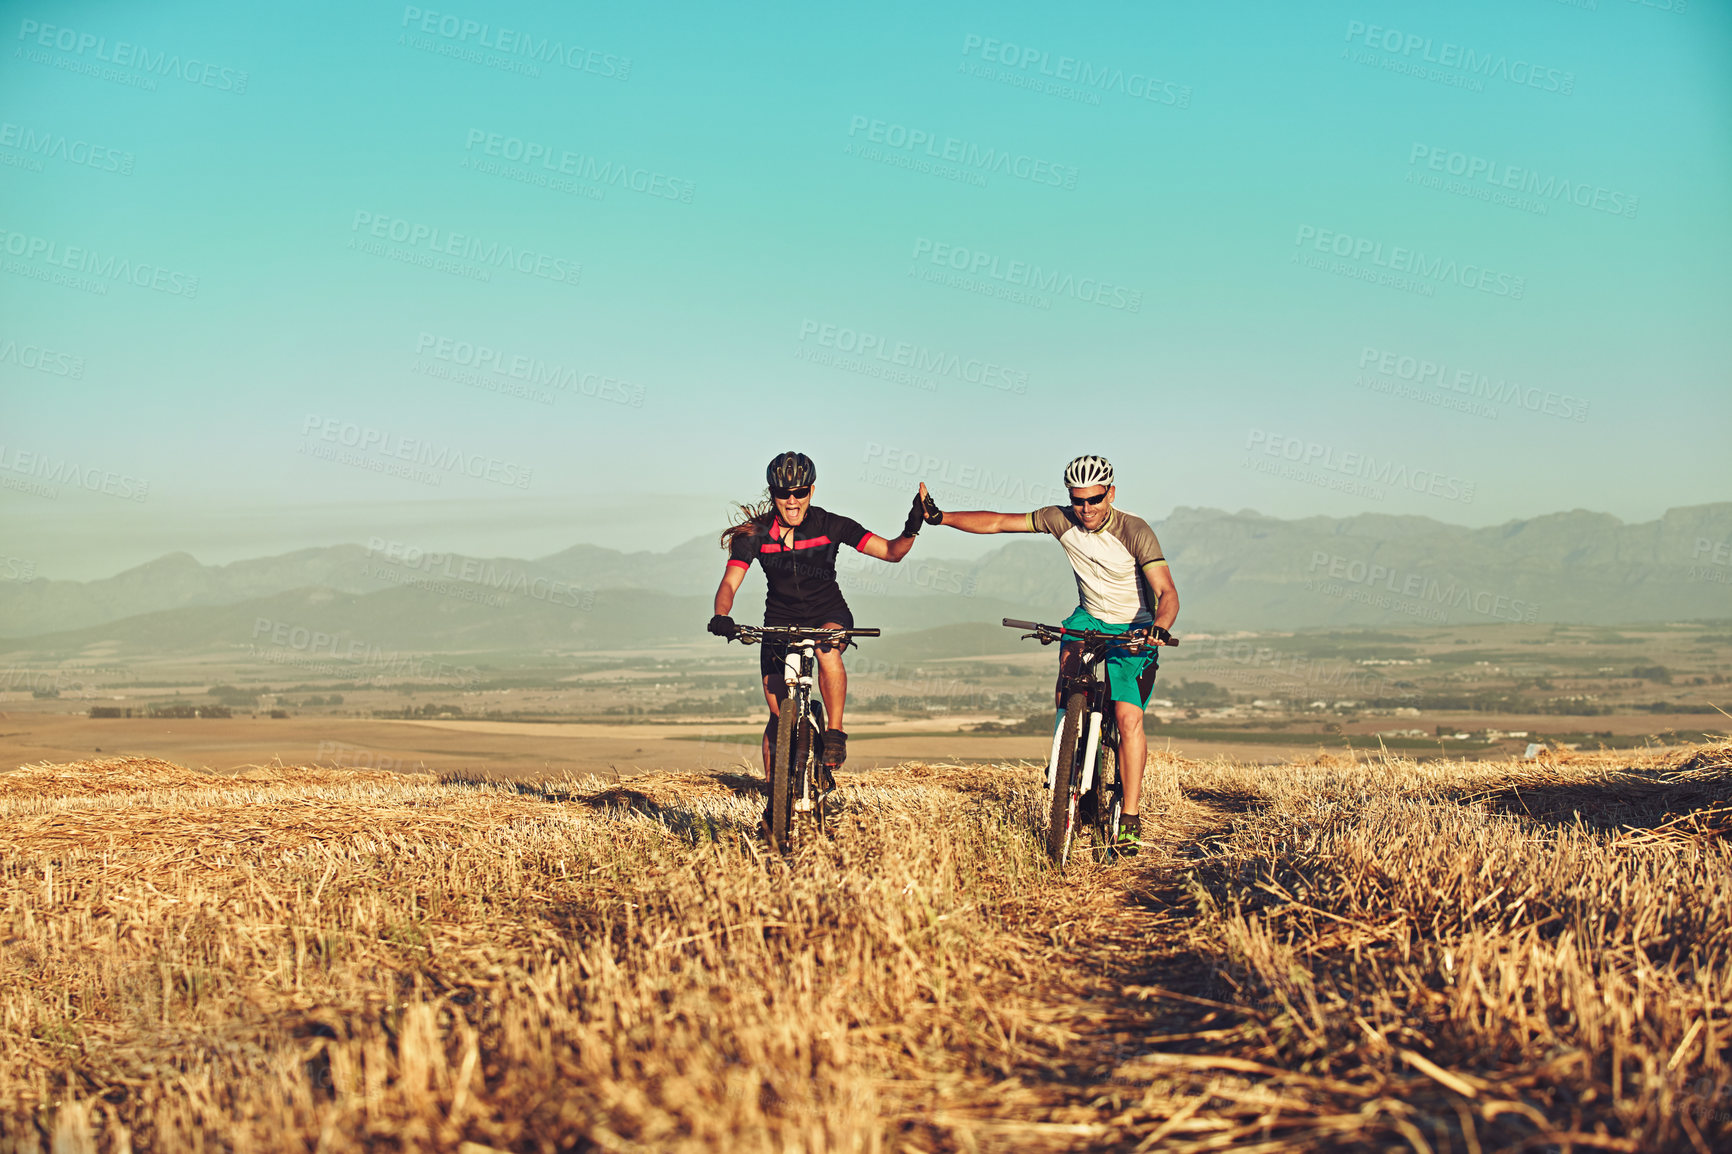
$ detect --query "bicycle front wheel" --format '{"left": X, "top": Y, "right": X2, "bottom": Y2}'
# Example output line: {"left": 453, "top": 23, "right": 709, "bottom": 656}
{"left": 804, "top": 698, "right": 828, "bottom": 830}
{"left": 769, "top": 703, "right": 798, "bottom": 852}
{"left": 1046, "top": 692, "right": 1088, "bottom": 865}
{"left": 1096, "top": 742, "right": 1122, "bottom": 854}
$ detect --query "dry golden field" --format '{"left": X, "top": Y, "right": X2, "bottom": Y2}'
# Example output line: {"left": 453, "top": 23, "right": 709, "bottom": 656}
{"left": 0, "top": 743, "right": 1728, "bottom": 1152}
{"left": 0, "top": 708, "right": 1390, "bottom": 781}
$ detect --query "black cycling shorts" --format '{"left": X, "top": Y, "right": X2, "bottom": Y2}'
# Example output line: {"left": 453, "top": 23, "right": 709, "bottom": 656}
{"left": 760, "top": 607, "right": 855, "bottom": 683}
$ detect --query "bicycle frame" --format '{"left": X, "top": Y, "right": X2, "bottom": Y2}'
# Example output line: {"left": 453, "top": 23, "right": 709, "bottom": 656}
{"left": 782, "top": 638, "right": 821, "bottom": 817}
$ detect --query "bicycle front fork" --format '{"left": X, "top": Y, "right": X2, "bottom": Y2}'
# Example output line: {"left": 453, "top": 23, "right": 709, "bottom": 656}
{"left": 785, "top": 646, "right": 816, "bottom": 814}
{"left": 1044, "top": 707, "right": 1104, "bottom": 794}
{"left": 1045, "top": 711, "right": 1065, "bottom": 790}
{"left": 1077, "top": 711, "right": 1103, "bottom": 794}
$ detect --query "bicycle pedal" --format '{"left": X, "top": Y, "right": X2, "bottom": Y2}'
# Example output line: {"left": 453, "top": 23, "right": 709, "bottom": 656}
{"left": 794, "top": 798, "right": 815, "bottom": 813}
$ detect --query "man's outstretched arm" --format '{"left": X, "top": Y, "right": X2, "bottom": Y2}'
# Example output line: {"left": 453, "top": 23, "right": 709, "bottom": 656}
{"left": 927, "top": 486, "right": 1035, "bottom": 534}
{"left": 938, "top": 510, "right": 1031, "bottom": 533}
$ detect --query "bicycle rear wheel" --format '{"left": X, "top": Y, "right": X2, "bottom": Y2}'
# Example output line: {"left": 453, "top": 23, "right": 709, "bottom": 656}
{"left": 1046, "top": 692, "right": 1088, "bottom": 865}
{"left": 769, "top": 702, "right": 798, "bottom": 852}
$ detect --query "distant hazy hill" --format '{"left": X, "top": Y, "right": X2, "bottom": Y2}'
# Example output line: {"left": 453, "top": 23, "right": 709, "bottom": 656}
{"left": 0, "top": 583, "right": 1040, "bottom": 662}
{"left": 0, "top": 537, "right": 719, "bottom": 638}
{"left": 0, "top": 585, "right": 709, "bottom": 663}
{"left": 2, "top": 504, "right": 1727, "bottom": 653}
{"left": 1156, "top": 503, "right": 1732, "bottom": 629}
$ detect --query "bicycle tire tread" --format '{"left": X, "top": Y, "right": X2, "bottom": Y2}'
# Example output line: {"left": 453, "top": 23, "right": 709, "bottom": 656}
{"left": 1046, "top": 693, "right": 1087, "bottom": 864}
{"left": 770, "top": 705, "right": 797, "bottom": 852}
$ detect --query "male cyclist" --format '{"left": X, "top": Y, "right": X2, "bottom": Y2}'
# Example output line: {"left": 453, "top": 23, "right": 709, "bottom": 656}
{"left": 920, "top": 455, "right": 1178, "bottom": 854}
{"left": 708, "top": 451, "right": 929, "bottom": 783}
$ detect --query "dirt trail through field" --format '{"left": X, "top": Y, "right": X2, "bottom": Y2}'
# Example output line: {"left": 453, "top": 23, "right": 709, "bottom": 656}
{"left": 896, "top": 749, "right": 1732, "bottom": 1151}
{"left": 860, "top": 778, "right": 1263, "bottom": 1151}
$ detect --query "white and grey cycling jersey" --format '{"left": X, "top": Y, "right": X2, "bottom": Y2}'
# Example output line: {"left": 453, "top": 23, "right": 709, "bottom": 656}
{"left": 1025, "top": 506, "right": 1168, "bottom": 624}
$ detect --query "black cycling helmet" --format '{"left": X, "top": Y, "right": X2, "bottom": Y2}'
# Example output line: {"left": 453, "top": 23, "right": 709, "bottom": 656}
{"left": 766, "top": 451, "right": 816, "bottom": 490}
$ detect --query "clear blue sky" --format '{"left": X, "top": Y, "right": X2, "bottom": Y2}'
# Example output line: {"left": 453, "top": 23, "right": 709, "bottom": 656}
{"left": 3, "top": 0, "right": 1729, "bottom": 577}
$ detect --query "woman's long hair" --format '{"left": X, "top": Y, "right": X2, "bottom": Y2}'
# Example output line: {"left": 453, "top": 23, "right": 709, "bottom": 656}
{"left": 720, "top": 494, "right": 776, "bottom": 550}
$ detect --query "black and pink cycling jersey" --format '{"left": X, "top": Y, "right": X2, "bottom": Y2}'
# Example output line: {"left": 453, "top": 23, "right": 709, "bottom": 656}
{"left": 727, "top": 506, "right": 877, "bottom": 625}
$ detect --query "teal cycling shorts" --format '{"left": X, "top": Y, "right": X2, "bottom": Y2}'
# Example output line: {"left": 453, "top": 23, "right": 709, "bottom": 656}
{"left": 1061, "top": 606, "right": 1160, "bottom": 709}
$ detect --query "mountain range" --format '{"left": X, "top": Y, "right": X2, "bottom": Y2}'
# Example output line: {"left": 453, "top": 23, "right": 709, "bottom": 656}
{"left": 2, "top": 504, "right": 1727, "bottom": 659}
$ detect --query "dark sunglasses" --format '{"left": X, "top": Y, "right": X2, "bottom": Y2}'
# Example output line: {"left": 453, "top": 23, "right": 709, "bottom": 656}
{"left": 1069, "top": 491, "right": 1108, "bottom": 507}
{"left": 771, "top": 485, "right": 812, "bottom": 500}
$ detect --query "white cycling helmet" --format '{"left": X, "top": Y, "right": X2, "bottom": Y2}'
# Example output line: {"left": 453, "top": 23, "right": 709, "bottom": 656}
{"left": 1063, "top": 454, "right": 1114, "bottom": 488}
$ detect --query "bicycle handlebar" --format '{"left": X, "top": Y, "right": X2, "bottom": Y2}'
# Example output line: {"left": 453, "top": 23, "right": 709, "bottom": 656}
{"left": 729, "top": 624, "right": 881, "bottom": 646}
{"left": 1001, "top": 617, "right": 1178, "bottom": 648}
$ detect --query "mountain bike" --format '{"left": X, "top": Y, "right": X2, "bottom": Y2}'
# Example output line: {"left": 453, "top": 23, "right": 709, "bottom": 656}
{"left": 1004, "top": 617, "right": 1178, "bottom": 866}
{"left": 726, "top": 624, "right": 880, "bottom": 852}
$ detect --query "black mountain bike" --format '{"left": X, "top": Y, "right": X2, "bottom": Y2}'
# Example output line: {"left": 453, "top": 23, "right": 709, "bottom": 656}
{"left": 1004, "top": 617, "right": 1177, "bottom": 866}
{"left": 726, "top": 624, "right": 879, "bottom": 852}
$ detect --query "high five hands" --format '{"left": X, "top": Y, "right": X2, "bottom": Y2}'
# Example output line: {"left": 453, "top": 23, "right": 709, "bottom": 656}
{"left": 902, "top": 482, "right": 944, "bottom": 537}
